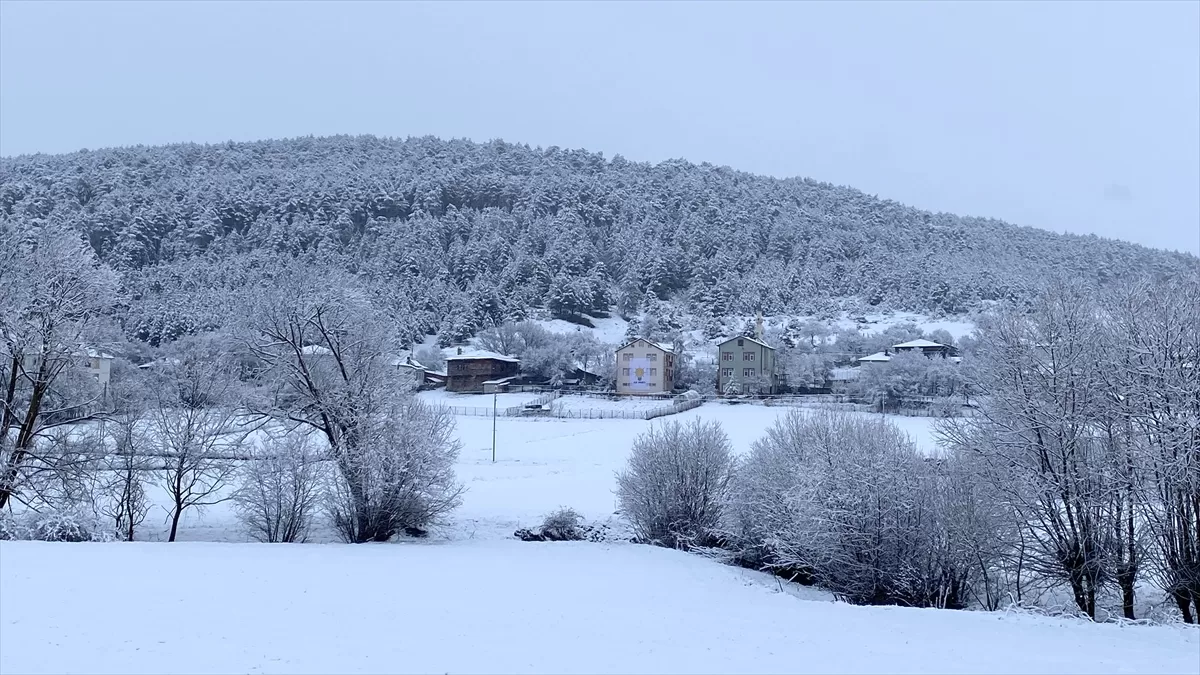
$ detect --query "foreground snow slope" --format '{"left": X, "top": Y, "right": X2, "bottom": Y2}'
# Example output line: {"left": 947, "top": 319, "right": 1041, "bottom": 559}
{"left": 1, "top": 541, "right": 1195, "bottom": 675}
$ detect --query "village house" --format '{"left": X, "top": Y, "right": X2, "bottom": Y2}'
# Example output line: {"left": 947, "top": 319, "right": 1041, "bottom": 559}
{"left": 891, "top": 338, "right": 958, "bottom": 359}
{"left": 716, "top": 334, "right": 778, "bottom": 395}
{"left": 614, "top": 338, "right": 676, "bottom": 395}
{"left": 391, "top": 354, "right": 428, "bottom": 389}
{"left": 446, "top": 351, "right": 521, "bottom": 393}
{"left": 857, "top": 339, "right": 960, "bottom": 365}
{"left": 20, "top": 347, "right": 114, "bottom": 391}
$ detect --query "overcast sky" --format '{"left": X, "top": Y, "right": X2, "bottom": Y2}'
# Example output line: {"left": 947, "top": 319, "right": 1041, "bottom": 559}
{"left": 1, "top": 1, "right": 1197, "bottom": 253}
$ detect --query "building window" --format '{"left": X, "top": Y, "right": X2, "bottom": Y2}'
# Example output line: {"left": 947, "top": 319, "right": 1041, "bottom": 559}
{"left": 647, "top": 353, "right": 658, "bottom": 362}
{"left": 622, "top": 368, "right": 630, "bottom": 376}
{"left": 722, "top": 352, "right": 733, "bottom": 361}
{"left": 743, "top": 368, "right": 755, "bottom": 378}
{"left": 744, "top": 352, "right": 755, "bottom": 361}
{"left": 722, "top": 368, "right": 733, "bottom": 377}
{"left": 650, "top": 368, "right": 657, "bottom": 376}
{"left": 623, "top": 353, "right": 632, "bottom": 361}
{"left": 737, "top": 339, "right": 744, "bottom": 346}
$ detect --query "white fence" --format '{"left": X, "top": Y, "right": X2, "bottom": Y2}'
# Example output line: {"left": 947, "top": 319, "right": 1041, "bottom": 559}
{"left": 438, "top": 389, "right": 968, "bottom": 421}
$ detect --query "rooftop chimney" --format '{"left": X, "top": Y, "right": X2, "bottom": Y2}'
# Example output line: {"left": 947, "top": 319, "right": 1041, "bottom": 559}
{"left": 755, "top": 313, "right": 764, "bottom": 341}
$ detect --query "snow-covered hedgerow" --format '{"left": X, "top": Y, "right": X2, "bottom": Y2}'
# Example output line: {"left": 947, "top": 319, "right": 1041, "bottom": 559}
{"left": 0, "top": 508, "right": 113, "bottom": 543}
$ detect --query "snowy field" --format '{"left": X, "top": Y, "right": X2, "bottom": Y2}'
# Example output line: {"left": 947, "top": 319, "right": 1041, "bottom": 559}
{"left": 2, "top": 539, "right": 1196, "bottom": 675}
{"left": 3, "top": 404, "right": 1195, "bottom": 675}
{"left": 551, "top": 394, "right": 673, "bottom": 412}
{"left": 102, "top": 403, "right": 942, "bottom": 543}
{"left": 416, "top": 389, "right": 544, "bottom": 411}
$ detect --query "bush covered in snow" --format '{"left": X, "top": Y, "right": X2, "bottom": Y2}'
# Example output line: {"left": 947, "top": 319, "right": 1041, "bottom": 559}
{"left": 0, "top": 508, "right": 113, "bottom": 543}
{"left": 515, "top": 508, "right": 627, "bottom": 543}
{"left": 540, "top": 507, "right": 583, "bottom": 540}
{"left": 616, "top": 419, "right": 735, "bottom": 550}
{"left": 233, "top": 432, "right": 324, "bottom": 543}
{"left": 327, "top": 398, "right": 464, "bottom": 543}
{"left": 725, "top": 410, "right": 973, "bottom": 608}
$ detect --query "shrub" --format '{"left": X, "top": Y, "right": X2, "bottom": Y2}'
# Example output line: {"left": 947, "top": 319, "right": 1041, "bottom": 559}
{"left": 2, "top": 508, "right": 113, "bottom": 542}
{"left": 540, "top": 507, "right": 583, "bottom": 541}
{"left": 726, "top": 410, "right": 974, "bottom": 608}
{"left": 0, "top": 511, "right": 25, "bottom": 540}
{"left": 233, "top": 432, "right": 323, "bottom": 543}
{"left": 328, "top": 398, "right": 463, "bottom": 543}
{"left": 615, "top": 419, "right": 735, "bottom": 549}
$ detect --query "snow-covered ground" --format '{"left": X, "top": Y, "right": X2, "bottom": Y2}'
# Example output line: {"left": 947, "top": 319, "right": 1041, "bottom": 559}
{"left": 550, "top": 394, "right": 673, "bottom": 412}
{"left": 416, "top": 389, "right": 544, "bottom": 411}
{"left": 534, "top": 313, "right": 630, "bottom": 345}
{"left": 116, "top": 402, "right": 942, "bottom": 543}
{"left": 4, "top": 403, "right": 1193, "bottom": 674}
{"left": 2, "top": 539, "right": 1195, "bottom": 675}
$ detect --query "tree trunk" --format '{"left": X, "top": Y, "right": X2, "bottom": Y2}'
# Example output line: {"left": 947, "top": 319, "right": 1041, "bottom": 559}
{"left": 1172, "top": 588, "right": 1194, "bottom": 624}
{"left": 1116, "top": 564, "right": 1136, "bottom": 620}
{"left": 168, "top": 504, "right": 183, "bottom": 542}
{"left": 0, "top": 380, "right": 49, "bottom": 510}
{"left": 0, "top": 353, "right": 19, "bottom": 447}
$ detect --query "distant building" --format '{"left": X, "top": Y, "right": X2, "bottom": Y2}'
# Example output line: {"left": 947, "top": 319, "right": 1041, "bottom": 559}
{"left": 83, "top": 349, "right": 114, "bottom": 389}
{"left": 446, "top": 351, "right": 521, "bottom": 393}
{"left": 391, "top": 355, "right": 427, "bottom": 389}
{"left": 857, "top": 339, "right": 959, "bottom": 366}
{"left": 716, "top": 335, "right": 777, "bottom": 395}
{"left": 22, "top": 347, "right": 114, "bottom": 390}
{"left": 891, "top": 338, "right": 957, "bottom": 359}
{"left": 615, "top": 338, "right": 676, "bottom": 395}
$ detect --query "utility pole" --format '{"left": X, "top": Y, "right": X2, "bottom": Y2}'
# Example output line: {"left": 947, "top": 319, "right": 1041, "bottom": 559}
{"left": 492, "top": 390, "right": 497, "bottom": 463}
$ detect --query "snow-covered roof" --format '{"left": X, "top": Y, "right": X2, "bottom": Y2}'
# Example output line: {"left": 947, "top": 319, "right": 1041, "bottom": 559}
{"left": 857, "top": 351, "right": 893, "bottom": 363}
{"left": 388, "top": 354, "right": 425, "bottom": 369}
{"left": 481, "top": 376, "right": 517, "bottom": 386}
{"left": 716, "top": 335, "right": 775, "bottom": 350}
{"left": 616, "top": 338, "right": 676, "bottom": 353}
{"left": 829, "top": 367, "right": 861, "bottom": 381}
{"left": 83, "top": 349, "right": 115, "bottom": 360}
{"left": 300, "top": 345, "right": 334, "bottom": 356}
{"left": 892, "top": 339, "right": 948, "bottom": 349}
{"left": 445, "top": 350, "right": 519, "bottom": 363}
{"left": 137, "top": 357, "right": 181, "bottom": 369}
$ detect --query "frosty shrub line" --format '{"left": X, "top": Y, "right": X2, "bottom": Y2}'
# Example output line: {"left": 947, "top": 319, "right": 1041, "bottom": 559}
{"left": 616, "top": 277, "right": 1200, "bottom": 623}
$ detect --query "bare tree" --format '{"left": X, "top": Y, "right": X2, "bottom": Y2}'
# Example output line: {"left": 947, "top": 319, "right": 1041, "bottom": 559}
{"left": 232, "top": 430, "right": 323, "bottom": 543}
{"left": 475, "top": 322, "right": 522, "bottom": 356}
{"left": 940, "top": 281, "right": 1117, "bottom": 619}
{"left": 244, "top": 266, "right": 461, "bottom": 542}
{"left": 146, "top": 335, "right": 248, "bottom": 542}
{"left": 615, "top": 418, "right": 735, "bottom": 549}
{"left": 0, "top": 222, "right": 118, "bottom": 509}
{"left": 1105, "top": 275, "right": 1200, "bottom": 622}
